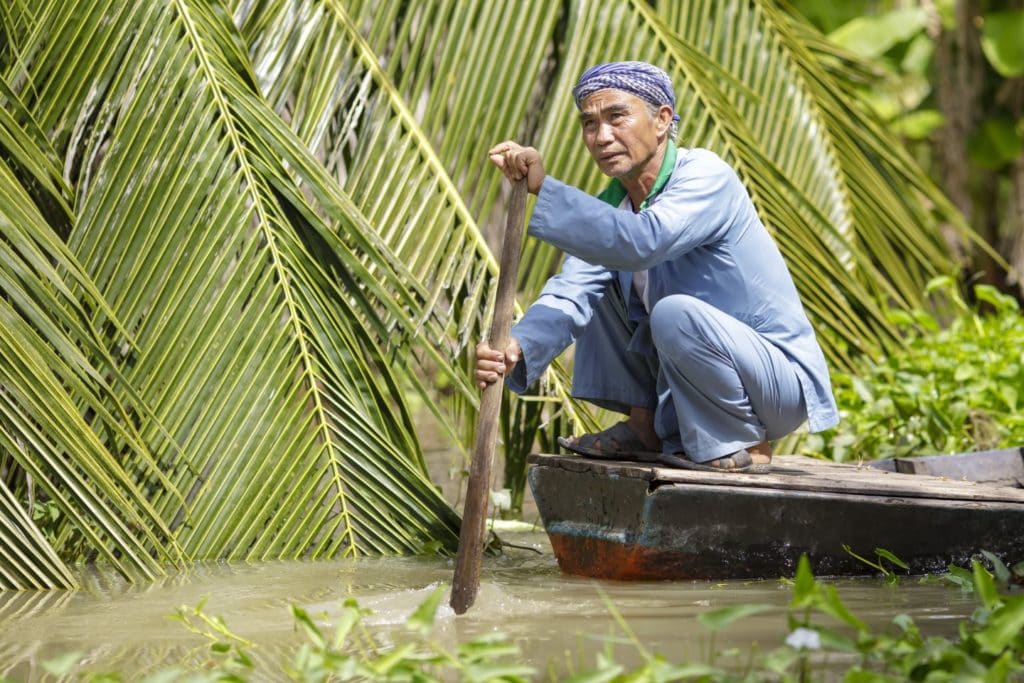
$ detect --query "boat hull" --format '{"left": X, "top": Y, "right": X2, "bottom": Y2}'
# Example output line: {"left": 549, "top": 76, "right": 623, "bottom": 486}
{"left": 527, "top": 454, "right": 1024, "bottom": 580}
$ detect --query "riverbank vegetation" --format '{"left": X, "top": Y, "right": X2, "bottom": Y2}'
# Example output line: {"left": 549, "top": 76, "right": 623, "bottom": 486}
{"left": 34, "top": 555, "right": 1024, "bottom": 682}
{"left": 800, "top": 280, "right": 1024, "bottom": 462}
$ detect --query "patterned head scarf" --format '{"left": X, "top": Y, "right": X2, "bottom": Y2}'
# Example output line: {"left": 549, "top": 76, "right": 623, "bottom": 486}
{"left": 572, "top": 61, "right": 680, "bottom": 123}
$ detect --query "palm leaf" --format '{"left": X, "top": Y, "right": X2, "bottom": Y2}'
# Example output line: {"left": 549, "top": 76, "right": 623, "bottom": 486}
{"left": 0, "top": 478, "right": 76, "bottom": 590}
{"left": 235, "top": 0, "right": 598, "bottom": 440}
{"left": 0, "top": 86, "right": 187, "bottom": 584}
{"left": 7, "top": 0, "right": 463, "bottom": 561}
{"left": 778, "top": 9, "right": 1001, "bottom": 267}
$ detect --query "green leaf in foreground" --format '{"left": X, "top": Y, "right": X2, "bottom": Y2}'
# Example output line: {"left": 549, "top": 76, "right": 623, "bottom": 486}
{"left": 974, "top": 594, "right": 1024, "bottom": 655}
{"left": 32, "top": 552, "right": 1024, "bottom": 681}
{"left": 406, "top": 584, "right": 447, "bottom": 635}
{"left": 697, "top": 603, "right": 774, "bottom": 631}
{"left": 791, "top": 554, "right": 817, "bottom": 608}
{"left": 875, "top": 548, "right": 910, "bottom": 570}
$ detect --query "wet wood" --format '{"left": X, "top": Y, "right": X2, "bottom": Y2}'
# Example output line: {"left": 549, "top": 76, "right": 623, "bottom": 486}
{"left": 450, "top": 179, "right": 528, "bottom": 615}
{"left": 527, "top": 453, "right": 1024, "bottom": 502}
{"left": 527, "top": 453, "right": 1024, "bottom": 580}
{"left": 880, "top": 447, "right": 1024, "bottom": 488}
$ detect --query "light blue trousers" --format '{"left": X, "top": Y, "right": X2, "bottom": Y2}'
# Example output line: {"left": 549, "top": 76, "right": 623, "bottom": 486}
{"left": 572, "top": 288, "right": 807, "bottom": 462}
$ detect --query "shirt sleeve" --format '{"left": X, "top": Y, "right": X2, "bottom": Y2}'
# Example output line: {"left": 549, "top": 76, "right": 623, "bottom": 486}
{"left": 529, "top": 152, "right": 741, "bottom": 271}
{"left": 507, "top": 255, "right": 614, "bottom": 392}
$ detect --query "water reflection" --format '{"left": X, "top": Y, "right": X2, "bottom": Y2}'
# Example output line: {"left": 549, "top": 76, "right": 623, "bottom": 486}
{"left": 0, "top": 531, "right": 978, "bottom": 680}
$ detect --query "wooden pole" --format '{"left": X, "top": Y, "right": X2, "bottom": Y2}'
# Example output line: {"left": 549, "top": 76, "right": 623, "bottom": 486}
{"left": 450, "top": 178, "right": 528, "bottom": 615}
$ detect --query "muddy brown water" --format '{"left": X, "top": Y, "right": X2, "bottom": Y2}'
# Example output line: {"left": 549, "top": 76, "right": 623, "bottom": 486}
{"left": 0, "top": 527, "right": 979, "bottom": 681}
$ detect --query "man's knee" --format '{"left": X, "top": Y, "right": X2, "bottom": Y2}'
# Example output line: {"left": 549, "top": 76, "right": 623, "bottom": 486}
{"left": 649, "top": 294, "right": 708, "bottom": 355}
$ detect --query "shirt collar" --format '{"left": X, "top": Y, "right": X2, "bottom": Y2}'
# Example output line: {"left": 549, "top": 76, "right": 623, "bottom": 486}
{"left": 595, "top": 144, "right": 678, "bottom": 210}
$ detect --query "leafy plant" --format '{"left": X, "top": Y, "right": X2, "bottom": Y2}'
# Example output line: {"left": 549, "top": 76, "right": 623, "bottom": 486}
{"left": 804, "top": 280, "right": 1024, "bottom": 462}
{"left": 780, "top": 555, "right": 1024, "bottom": 682}
{"left": 154, "top": 586, "right": 535, "bottom": 682}
{"left": 843, "top": 545, "right": 911, "bottom": 583}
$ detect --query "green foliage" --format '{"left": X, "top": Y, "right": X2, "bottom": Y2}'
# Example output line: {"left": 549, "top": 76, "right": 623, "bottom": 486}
{"left": 55, "top": 556, "right": 1024, "bottom": 682}
{"left": 969, "top": 117, "right": 1024, "bottom": 171}
{"left": 180, "top": 586, "right": 536, "bottom": 682}
{"left": 697, "top": 604, "right": 774, "bottom": 632}
{"left": 980, "top": 10, "right": 1024, "bottom": 78}
{"left": 843, "top": 545, "right": 910, "bottom": 584}
{"left": 806, "top": 282, "right": 1024, "bottom": 462}
{"left": 828, "top": 8, "right": 929, "bottom": 59}
{"left": 500, "top": 389, "right": 569, "bottom": 520}
{"left": 794, "top": 0, "right": 1023, "bottom": 307}
{"left": 786, "top": 557, "right": 1024, "bottom": 682}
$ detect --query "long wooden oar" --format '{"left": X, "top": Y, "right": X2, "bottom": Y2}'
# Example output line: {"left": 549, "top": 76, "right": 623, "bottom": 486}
{"left": 450, "top": 178, "right": 528, "bottom": 615}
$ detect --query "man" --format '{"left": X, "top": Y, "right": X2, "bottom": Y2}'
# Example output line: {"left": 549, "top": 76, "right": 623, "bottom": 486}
{"left": 476, "top": 61, "right": 838, "bottom": 473}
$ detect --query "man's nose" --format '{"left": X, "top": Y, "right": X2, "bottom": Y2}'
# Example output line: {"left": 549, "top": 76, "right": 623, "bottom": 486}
{"left": 595, "top": 122, "right": 614, "bottom": 145}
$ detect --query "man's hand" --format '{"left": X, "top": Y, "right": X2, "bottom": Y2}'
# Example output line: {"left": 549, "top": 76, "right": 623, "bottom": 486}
{"left": 488, "top": 141, "right": 545, "bottom": 194}
{"left": 474, "top": 338, "right": 521, "bottom": 390}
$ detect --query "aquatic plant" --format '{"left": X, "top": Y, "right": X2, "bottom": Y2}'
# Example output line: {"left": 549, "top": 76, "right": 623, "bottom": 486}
{"left": 805, "top": 280, "right": 1024, "bottom": 462}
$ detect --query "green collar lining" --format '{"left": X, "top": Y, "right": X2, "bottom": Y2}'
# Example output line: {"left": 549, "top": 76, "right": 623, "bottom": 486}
{"left": 595, "top": 144, "right": 678, "bottom": 210}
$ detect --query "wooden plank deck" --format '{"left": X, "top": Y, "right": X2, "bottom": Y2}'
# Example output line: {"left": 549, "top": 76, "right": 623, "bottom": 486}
{"left": 526, "top": 453, "right": 1024, "bottom": 580}
{"left": 875, "top": 447, "right": 1024, "bottom": 488}
{"left": 526, "top": 453, "right": 1024, "bottom": 502}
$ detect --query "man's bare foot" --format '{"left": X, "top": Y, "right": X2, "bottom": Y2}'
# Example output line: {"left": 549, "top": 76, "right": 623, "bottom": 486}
{"left": 749, "top": 440, "right": 772, "bottom": 468}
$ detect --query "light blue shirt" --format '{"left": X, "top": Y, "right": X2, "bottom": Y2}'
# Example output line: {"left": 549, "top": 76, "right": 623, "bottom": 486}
{"left": 509, "top": 147, "right": 839, "bottom": 433}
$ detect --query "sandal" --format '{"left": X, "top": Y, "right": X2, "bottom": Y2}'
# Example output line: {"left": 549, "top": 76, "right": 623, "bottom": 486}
{"left": 557, "top": 421, "right": 662, "bottom": 462}
{"left": 658, "top": 449, "right": 754, "bottom": 473}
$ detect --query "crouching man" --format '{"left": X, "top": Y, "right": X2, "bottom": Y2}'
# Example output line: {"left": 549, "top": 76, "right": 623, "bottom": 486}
{"left": 476, "top": 61, "right": 838, "bottom": 473}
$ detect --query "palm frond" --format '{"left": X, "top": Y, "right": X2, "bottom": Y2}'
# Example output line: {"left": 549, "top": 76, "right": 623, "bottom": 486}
{"left": 0, "top": 88, "right": 187, "bottom": 583}
{"left": 0, "top": 478, "right": 76, "bottom": 590}
{"left": 235, "top": 0, "right": 598, "bottom": 439}
{"left": 8, "top": 0, "right": 462, "bottom": 561}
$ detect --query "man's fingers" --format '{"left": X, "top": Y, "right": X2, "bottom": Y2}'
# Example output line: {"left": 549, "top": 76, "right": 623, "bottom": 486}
{"left": 505, "top": 154, "right": 524, "bottom": 180}
{"left": 474, "top": 366, "right": 504, "bottom": 390}
{"left": 488, "top": 141, "right": 530, "bottom": 181}
{"left": 475, "top": 336, "right": 519, "bottom": 390}
{"left": 475, "top": 344, "right": 504, "bottom": 362}
{"left": 505, "top": 338, "right": 521, "bottom": 365}
{"left": 488, "top": 140, "right": 515, "bottom": 156}
{"left": 477, "top": 359, "right": 506, "bottom": 373}
{"left": 515, "top": 154, "right": 530, "bottom": 176}
{"left": 475, "top": 369, "right": 500, "bottom": 382}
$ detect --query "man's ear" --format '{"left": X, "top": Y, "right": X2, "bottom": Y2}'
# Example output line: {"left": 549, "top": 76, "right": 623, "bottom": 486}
{"left": 657, "top": 104, "right": 674, "bottom": 136}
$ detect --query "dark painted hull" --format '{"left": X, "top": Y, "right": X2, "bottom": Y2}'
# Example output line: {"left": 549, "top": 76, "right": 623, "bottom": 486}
{"left": 527, "top": 453, "right": 1024, "bottom": 580}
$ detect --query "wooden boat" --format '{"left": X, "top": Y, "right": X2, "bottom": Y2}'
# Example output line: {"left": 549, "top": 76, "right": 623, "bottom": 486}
{"left": 526, "top": 449, "right": 1024, "bottom": 580}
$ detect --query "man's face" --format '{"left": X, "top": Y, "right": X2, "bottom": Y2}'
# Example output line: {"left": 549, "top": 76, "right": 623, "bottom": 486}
{"left": 578, "top": 90, "right": 671, "bottom": 180}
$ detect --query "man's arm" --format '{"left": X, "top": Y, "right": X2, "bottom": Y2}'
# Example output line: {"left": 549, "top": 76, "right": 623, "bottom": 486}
{"left": 475, "top": 256, "right": 614, "bottom": 393}
{"left": 530, "top": 153, "right": 740, "bottom": 271}
{"left": 488, "top": 143, "right": 740, "bottom": 272}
